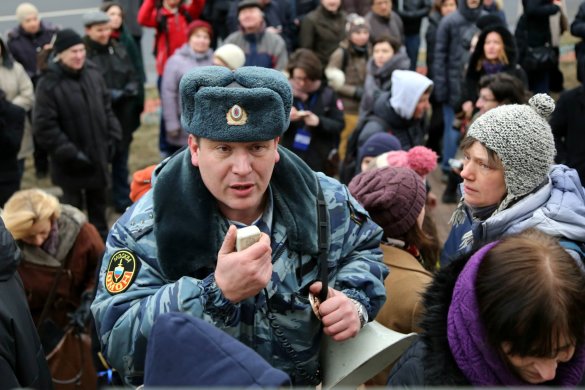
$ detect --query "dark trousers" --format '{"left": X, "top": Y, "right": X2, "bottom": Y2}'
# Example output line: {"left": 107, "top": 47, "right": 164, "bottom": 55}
{"left": 61, "top": 187, "right": 108, "bottom": 241}
{"left": 111, "top": 146, "right": 131, "bottom": 211}
{"left": 33, "top": 135, "right": 50, "bottom": 175}
{"left": 404, "top": 34, "right": 421, "bottom": 71}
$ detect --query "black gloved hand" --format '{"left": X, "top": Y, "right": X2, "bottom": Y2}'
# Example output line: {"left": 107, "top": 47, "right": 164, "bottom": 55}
{"left": 72, "top": 150, "right": 94, "bottom": 174}
{"left": 354, "top": 86, "right": 364, "bottom": 100}
{"left": 110, "top": 89, "right": 124, "bottom": 102}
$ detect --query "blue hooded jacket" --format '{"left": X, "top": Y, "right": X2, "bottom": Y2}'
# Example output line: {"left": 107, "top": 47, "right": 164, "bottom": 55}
{"left": 441, "top": 165, "right": 585, "bottom": 266}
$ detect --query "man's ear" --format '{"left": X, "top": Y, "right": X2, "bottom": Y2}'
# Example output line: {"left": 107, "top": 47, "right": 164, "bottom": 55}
{"left": 188, "top": 135, "right": 200, "bottom": 167}
{"left": 274, "top": 137, "right": 280, "bottom": 163}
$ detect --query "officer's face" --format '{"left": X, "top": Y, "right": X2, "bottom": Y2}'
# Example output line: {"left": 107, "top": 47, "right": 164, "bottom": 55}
{"left": 189, "top": 136, "right": 280, "bottom": 225}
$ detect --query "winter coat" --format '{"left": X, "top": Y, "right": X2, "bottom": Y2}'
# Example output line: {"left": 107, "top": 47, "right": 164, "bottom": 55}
{"left": 84, "top": 37, "right": 142, "bottom": 146}
{"left": 299, "top": 5, "right": 347, "bottom": 66}
{"left": 396, "top": 0, "right": 432, "bottom": 36}
{"left": 369, "top": 243, "right": 432, "bottom": 387}
{"left": 571, "top": 2, "right": 585, "bottom": 82}
{"left": 91, "top": 147, "right": 388, "bottom": 386}
{"left": 432, "top": 0, "right": 485, "bottom": 107}
{"left": 0, "top": 37, "right": 34, "bottom": 160}
{"left": 115, "top": 0, "right": 143, "bottom": 38}
{"left": 161, "top": 45, "right": 214, "bottom": 146}
{"left": 17, "top": 205, "right": 104, "bottom": 330}
{"left": 359, "top": 49, "right": 411, "bottom": 116}
{"left": 0, "top": 219, "right": 52, "bottom": 390}
{"left": 327, "top": 40, "right": 370, "bottom": 114}
{"left": 0, "top": 95, "right": 25, "bottom": 203}
{"left": 226, "top": 0, "right": 294, "bottom": 52}
{"left": 425, "top": 10, "right": 442, "bottom": 81}
{"left": 515, "top": 0, "right": 560, "bottom": 59}
{"left": 358, "top": 90, "right": 425, "bottom": 150}
{"left": 441, "top": 165, "right": 585, "bottom": 264}
{"left": 224, "top": 28, "right": 288, "bottom": 70}
{"left": 365, "top": 10, "right": 404, "bottom": 44}
{"left": 460, "top": 24, "right": 527, "bottom": 107}
{"left": 33, "top": 60, "right": 122, "bottom": 190}
{"left": 550, "top": 86, "right": 585, "bottom": 185}
{"left": 388, "top": 252, "right": 585, "bottom": 386}
{"left": 341, "top": 0, "right": 370, "bottom": 16}
{"left": 6, "top": 20, "right": 58, "bottom": 85}
{"left": 137, "top": 0, "right": 205, "bottom": 75}
{"left": 282, "top": 84, "right": 345, "bottom": 172}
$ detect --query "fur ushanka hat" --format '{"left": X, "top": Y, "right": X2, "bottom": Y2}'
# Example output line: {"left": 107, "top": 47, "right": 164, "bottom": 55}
{"left": 179, "top": 66, "right": 292, "bottom": 142}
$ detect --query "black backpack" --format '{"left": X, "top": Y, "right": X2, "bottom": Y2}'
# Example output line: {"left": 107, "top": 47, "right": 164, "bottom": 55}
{"left": 338, "top": 114, "right": 391, "bottom": 185}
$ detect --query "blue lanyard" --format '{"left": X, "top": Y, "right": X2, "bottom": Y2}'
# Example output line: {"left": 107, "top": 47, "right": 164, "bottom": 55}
{"left": 296, "top": 93, "right": 319, "bottom": 111}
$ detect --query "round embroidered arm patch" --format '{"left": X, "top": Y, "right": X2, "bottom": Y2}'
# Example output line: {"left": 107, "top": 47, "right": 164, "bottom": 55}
{"left": 105, "top": 250, "right": 140, "bottom": 295}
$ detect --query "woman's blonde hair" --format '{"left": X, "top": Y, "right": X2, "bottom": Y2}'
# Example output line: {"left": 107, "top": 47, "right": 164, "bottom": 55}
{"left": 2, "top": 189, "right": 61, "bottom": 240}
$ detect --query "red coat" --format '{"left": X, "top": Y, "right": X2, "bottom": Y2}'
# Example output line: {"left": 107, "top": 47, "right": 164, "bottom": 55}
{"left": 138, "top": 0, "right": 206, "bottom": 75}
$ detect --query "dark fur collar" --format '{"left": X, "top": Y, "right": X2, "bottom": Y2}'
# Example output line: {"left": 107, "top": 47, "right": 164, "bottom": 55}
{"left": 153, "top": 146, "right": 319, "bottom": 280}
{"left": 418, "top": 257, "right": 470, "bottom": 385}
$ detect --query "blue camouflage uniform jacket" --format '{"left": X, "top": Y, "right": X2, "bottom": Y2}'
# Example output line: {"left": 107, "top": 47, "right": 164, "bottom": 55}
{"left": 91, "top": 147, "right": 388, "bottom": 386}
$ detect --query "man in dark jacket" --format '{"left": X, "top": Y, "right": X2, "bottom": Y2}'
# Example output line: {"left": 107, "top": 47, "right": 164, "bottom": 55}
{"left": 33, "top": 29, "right": 122, "bottom": 240}
{"left": 0, "top": 218, "right": 52, "bottom": 390}
{"left": 7, "top": 3, "right": 58, "bottom": 86}
{"left": 83, "top": 11, "right": 142, "bottom": 213}
{"left": 396, "top": 0, "right": 432, "bottom": 70}
{"left": 433, "top": 0, "right": 485, "bottom": 174}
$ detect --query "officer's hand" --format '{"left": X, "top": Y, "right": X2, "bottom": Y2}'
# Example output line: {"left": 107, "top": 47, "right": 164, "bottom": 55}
{"left": 215, "top": 225, "right": 272, "bottom": 303}
{"left": 309, "top": 282, "right": 361, "bottom": 342}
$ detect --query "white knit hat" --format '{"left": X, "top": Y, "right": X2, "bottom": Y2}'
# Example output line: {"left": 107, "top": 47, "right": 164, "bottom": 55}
{"left": 466, "top": 93, "right": 556, "bottom": 210}
{"left": 214, "top": 44, "right": 246, "bottom": 70}
{"left": 16, "top": 3, "right": 39, "bottom": 22}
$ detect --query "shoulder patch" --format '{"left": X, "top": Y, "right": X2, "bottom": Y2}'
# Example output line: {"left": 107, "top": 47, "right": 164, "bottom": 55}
{"left": 105, "top": 250, "right": 140, "bottom": 295}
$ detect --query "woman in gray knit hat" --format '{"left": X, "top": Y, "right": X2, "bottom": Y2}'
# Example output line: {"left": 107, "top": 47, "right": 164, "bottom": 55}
{"left": 441, "top": 93, "right": 585, "bottom": 266}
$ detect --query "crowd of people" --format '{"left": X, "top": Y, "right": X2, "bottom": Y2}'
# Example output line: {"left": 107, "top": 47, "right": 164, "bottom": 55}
{"left": 1, "top": 0, "right": 585, "bottom": 389}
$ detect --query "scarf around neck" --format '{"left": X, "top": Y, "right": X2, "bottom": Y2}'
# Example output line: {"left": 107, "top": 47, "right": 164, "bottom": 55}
{"left": 447, "top": 241, "right": 585, "bottom": 386}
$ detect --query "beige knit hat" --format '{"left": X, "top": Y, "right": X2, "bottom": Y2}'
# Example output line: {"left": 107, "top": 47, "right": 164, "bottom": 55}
{"left": 214, "top": 44, "right": 246, "bottom": 70}
{"left": 16, "top": 3, "right": 39, "bottom": 22}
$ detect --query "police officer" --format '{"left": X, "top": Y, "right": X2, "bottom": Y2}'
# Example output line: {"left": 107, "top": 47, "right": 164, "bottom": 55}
{"left": 91, "top": 66, "right": 388, "bottom": 386}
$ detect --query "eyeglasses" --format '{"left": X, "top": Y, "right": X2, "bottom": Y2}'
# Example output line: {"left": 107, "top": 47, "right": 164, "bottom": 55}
{"left": 291, "top": 76, "right": 311, "bottom": 83}
{"left": 477, "top": 94, "right": 496, "bottom": 102}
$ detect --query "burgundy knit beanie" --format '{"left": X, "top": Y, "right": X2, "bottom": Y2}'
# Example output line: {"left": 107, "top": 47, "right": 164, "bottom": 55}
{"left": 348, "top": 167, "right": 426, "bottom": 239}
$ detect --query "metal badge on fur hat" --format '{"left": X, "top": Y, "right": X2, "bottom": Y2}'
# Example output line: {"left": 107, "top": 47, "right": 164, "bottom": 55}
{"left": 466, "top": 94, "right": 556, "bottom": 207}
{"left": 179, "top": 66, "right": 292, "bottom": 142}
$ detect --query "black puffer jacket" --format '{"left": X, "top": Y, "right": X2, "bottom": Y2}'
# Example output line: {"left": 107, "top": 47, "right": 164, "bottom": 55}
{"left": 33, "top": 59, "right": 122, "bottom": 190}
{"left": 387, "top": 257, "right": 471, "bottom": 386}
{"left": 0, "top": 219, "right": 53, "bottom": 390}
{"left": 432, "top": 0, "right": 485, "bottom": 107}
{"left": 460, "top": 23, "right": 527, "bottom": 106}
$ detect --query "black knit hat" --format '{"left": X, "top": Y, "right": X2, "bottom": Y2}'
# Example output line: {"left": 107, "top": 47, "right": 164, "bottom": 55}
{"left": 53, "top": 28, "right": 83, "bottom": 54}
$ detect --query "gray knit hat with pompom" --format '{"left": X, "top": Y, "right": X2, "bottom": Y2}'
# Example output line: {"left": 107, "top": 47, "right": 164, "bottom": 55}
{"left": 466, "top": 93, "right": 556, "bottom": 210}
